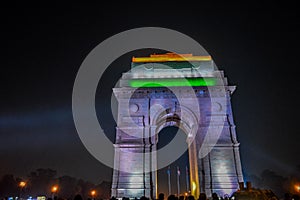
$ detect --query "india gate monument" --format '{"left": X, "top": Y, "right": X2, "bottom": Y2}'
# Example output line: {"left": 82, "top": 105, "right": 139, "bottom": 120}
{"left": 111, "top": 53, "right": 244, "bottom": 199}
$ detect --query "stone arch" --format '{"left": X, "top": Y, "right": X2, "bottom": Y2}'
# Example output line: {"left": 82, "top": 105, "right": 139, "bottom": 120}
{"left": 151, "top": 105, "right": 199, "bottom": 138}
{"left": 150, "top": 104, "right": 200, "bottom": 197}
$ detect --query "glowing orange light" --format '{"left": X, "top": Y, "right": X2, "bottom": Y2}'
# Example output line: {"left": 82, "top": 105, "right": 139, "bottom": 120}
{"left": 51, "top": 185, "right": 58, "bottom": 193}
{"left": 132, "top": 53, "right": 212, "bottom": 63}
{"left": 91, "top": 190, "right": 96, "bottom": 196}
{"left": 184, "top": 192, "right": 188, "bottom": 196}
{"left": 19, "top": 181, "right": 26, "bottom": 187}
{"left": 296, "top": 185, "right": 300, "bottom": 192}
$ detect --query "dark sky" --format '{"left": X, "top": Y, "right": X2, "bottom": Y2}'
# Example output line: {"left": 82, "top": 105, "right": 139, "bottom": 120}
{"left": 1, "top": 2, "right": 300, "bottom": 187}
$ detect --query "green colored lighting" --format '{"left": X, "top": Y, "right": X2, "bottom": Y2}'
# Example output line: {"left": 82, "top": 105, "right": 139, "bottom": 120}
{"left": 129, "top": 78, "right": 216, "bottom": 88}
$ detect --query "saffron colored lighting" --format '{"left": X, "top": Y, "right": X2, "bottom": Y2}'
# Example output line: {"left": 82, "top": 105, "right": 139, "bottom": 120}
{"left": 132, "top": 53, "right": 212, "bottom": 63}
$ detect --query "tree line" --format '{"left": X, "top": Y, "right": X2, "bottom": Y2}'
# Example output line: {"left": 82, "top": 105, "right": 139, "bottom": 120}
{"left": 0, "top": 168, "right": 111, "bottom": 199}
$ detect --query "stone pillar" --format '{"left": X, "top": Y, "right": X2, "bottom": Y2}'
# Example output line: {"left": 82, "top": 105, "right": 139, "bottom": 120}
{"left": 188, "top": 140, "right": 200, "bottom": 198}
{"left": 111, "top": 125, "right": 156, "bottom": 198}
{"left": 233, "top": 144, "right": 244, "bottom": 183}
{"left": 202, "top": 148, "right": 212, "bottom": 197}
{"left": 111, "top": 144, "right": 148, "bottom": 198}
{"left": 187, "top": 124, "right": 200, "bottom": 198}
{"left": 149, "top": 126, "right": 158, "bottom": 199}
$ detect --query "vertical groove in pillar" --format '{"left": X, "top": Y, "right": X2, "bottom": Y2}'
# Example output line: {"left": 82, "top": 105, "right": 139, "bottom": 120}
{"left": 149, "top": 144, "right": 153, "bottom": 199}
{"left": 208, "top": 151, "right": 212, "bottom": 195}
{"left": 143, "top": 146, "right": 146, "bottom": 196}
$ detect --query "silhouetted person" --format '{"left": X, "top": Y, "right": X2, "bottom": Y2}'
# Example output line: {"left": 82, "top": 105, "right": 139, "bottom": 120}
{"left": 198, "top": 193, "right": 207, "bottom": 200}
{"left": 158, "top": 193, "right": 164, "bottom": 200}
{"left": 292, "top": 194, "right": 300, "bottom": 200}
{"left": 187, "top": 195, "right": 194, "bottom": 200}
{"left": 223, "top": 194, "right": 229, "bottom": 200}
{"left": 284, "top": 193, "right": 291, "bottom": 200}
{"left": 140, "top": 196, "right": 149, "bottom": 200}
{"left": 211, "top": 193, "right": 218, "bottom": 200}
{"left": 167, "top": 195, "right": 177, "bottom": 200}
{"left": 73, "top": 194, "right": 83, "bottom": 200}
{"left": 110, "top": 196, "right": 117, "bottom": 200}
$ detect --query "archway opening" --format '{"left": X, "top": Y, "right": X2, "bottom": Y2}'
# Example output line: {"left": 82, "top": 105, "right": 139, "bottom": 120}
{"left": 156, "top": 126, "right": 190, "bottom": 197}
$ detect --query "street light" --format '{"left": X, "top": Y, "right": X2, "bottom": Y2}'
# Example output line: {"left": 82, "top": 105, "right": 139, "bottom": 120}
{"left": 51, "top": 185, "right": 59, "bottom": 199}
{"left": 19, "top": 181, "right": 26, "bottom": 198}
{"left": 296, "top": 185, "right": 300, "bottom": 193}
{"left": 51, "top": 185, "right": 58, "bottom": 193}
{"left": 90, "top": 190, "right": 96, "bottom": 199}
{"left": 19, "top": 181, "right": 26, "bottom": 188}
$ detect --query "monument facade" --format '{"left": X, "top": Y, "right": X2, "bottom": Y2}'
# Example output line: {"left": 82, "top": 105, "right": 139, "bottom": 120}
{"left": 111, "top": 53, "right": 244, "bottom": 199}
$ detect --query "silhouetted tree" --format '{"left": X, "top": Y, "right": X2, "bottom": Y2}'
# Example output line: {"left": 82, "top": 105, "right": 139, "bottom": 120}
{"left": 76, "top": 179, "right": 95, "bottom": 199}
{"left": 28, "top": 168, "right": 57, "bottom": 196}
{"left": 261, "top": 169, "right": 287, "bottom": 196}
{"left": 95, "top": 181, "right": 111, "bottom": 199}
{"left": 0, "top": 174, "right": 19, "bottom": 197}
{"left": 58, "top": 175, "right": 78, "bottom": 199}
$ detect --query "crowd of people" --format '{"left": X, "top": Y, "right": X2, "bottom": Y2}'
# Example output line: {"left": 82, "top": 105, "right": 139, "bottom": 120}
{"left": 3, "top": 191, "right": 298, "bottom": 200}
{"left": 110, "top": 192, "right": 232, "bottom": 200}
{"left": 109, "top": 192, "right": 300, "bottom": 200}
{"left": 43, "top": 193, "right": 226, "bottom": 200}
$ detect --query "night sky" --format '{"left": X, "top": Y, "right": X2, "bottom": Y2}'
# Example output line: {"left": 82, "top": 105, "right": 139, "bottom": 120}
{"left": 1, "top": 2, "right": 300, "bottom": 189}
